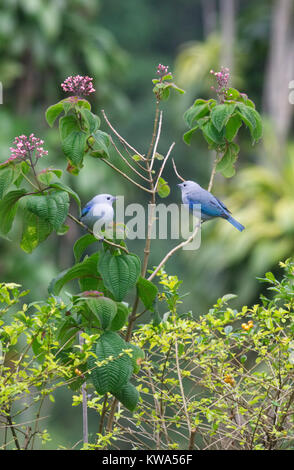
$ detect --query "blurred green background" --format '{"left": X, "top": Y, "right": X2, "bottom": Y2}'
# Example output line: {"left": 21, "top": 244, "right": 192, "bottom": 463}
{"left": 0, "top": 0, "right": 293, "bottom": 449}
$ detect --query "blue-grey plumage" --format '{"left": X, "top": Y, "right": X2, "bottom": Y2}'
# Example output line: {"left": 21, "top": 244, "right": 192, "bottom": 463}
{"left": 178, "top": 180, "right": 244, "bottom": 232}
{"left": 80, "top": 194, "right": 116, "bottom": 228}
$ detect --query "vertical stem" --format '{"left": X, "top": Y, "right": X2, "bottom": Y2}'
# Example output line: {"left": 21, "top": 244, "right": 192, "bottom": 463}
{"left": 79, "top": 333, "right": 88, "bottom": 445}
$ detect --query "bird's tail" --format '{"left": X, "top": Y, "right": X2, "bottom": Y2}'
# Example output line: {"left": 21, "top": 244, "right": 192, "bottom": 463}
{"left": 226, "top": 215, "right": 245, "bottom": 232}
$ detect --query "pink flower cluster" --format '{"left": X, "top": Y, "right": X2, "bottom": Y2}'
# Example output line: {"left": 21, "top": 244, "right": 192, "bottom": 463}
{"left": 157, "top": 63, "right": 169, "bottom": 78}
{"left": 61, "top": 75, "right": 95, "bottom": 96}
{"left": 6, "top": 134, "right": 48, "bottom": 164}
{"left": 210, "top": 67, "right": 230, "bottom": 93}
{"left": 81, "top": 290, "right": 103, "bottom": 297}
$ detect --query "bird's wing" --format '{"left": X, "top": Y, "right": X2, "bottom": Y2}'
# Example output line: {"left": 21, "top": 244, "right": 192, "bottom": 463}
{"left": 187, "top": 188, "right": 229, "bottom": 218}
{"left": 81, "top": 202, "right": 92, "bottom": 217}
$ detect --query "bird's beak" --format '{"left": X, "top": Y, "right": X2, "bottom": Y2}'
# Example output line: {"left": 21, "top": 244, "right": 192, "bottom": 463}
{"left": 112, "top": 196, "right": 117, "bottom": 202}
{"left": 177, "top": 183, "right": 182, "bottom": 188}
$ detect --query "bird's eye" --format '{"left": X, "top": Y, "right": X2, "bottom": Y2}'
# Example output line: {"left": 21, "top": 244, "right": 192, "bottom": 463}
{"left": 107, "top": 196, "right": 111, "bottom": 200}
{"left": 183, "top": 184, "right": 186, "bottom": 187}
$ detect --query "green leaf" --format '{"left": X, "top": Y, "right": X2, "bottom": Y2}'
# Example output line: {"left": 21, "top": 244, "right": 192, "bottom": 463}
{"left": 225, "top": 114, "right": 242, "bottom": 141}
{"left": 73, "top": 233, "right": 98, "bottom": 263}
{"left": 184, "top": 99, "right": 210, "bottom": 128}
{"left": 137, "top": 276, "right": 158, "bottom": 310}
{"left": 62, "top": 131, "right": 88, "bottom": 166}
{"left": 49, "top": 253, "right": 99, "bottom": 295}
{"left": 237, "top": 103, "right": 263, "bottom": 143}
{"left": 128, "top": 343, "right": 145, "bottom": 374}
{"left": 81, "top": 109, "right": 101, "bottom": 134}
{"left": 59, "top": 115, "right": 80, "bottom": 140}
{"left": 211, "top": 104, "right": 236, "bottom": 132}
{"left": 183, "top": 125, "right": 199, "bottom": 145}
{"left": 0, "top": 167, "right": 14, "bottom": 199}
{"left": 201, "top": 120, "right": 226, "bottom": 145}
{"left": 216, "top": 143, "right": 239, "bottom": 178}
{"left": 49, "top": 182, "right": 81, "bottom": 214}
{"left": 20, "top": 209, "right": 53, "bottom": 253}
{"left": 109, "top": 302, "right": 129, "bottom": 331}
{"left": 56, "top": 317, "right": 78, "bottom": 349}
{"left": 113, "top": 382, "right": 139, "bottom": 412}
{"left": 26, "top": 191, "right": 69, "bottom": 231}
{"left": 88, "top": 331, "right": 133, "bottom": 395}
{"left": 157, "top": 177, "right": 170, "bottom": 198}
{"left": 0, "top": 189, "right": 26, "bottom": 235}
{"left": 98, "top": 251, "right": 141, "bottom": 301}
{"left": 86, "top": 296, "right": 117, "bottom": 330}
{"left": 46, "top": 102, "right": 64, "bottom": 127}
{"left": 90, "top": 130, "right": 111, "bottom": 159}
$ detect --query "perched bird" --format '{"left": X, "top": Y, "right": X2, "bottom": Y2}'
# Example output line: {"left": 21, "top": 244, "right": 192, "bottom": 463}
{"left": 80, "top": 194, "right": 116, "bottom": 228}
{"left": 178, "top": 180, "right": 244, "bottom": 232}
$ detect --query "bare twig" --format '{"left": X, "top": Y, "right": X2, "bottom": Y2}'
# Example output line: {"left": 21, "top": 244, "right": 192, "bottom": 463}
{"left": 150, "top": 111, "right": 163, "bottom": 171}
{"left": 101, "top": 158, "right": 153, "bottom": 193}
{"left": 101, "top": 109, "right": 146, "bottom": 160}
{"left": 172, "top": 158, "right": 185, "bottom": 182}
{"left": 154, "top": 142, "right": 175, "bottom": 193}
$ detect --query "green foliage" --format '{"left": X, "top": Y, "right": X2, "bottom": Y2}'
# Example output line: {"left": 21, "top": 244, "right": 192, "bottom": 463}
{"left": 113, "top": 382, "right": 139, "bottom": 412}
{"left": 26, "top": 190, "right": 69, "bottom": 231}
{"left": 0, "top": 189, "right": 27, "bottom": 235}
{"left": 87, "top": 331, "right": 133, "bottom": 395}
{"left": 183, "top": 88, "right": 263, "bottom": 178}
{"left": 85, "top": 296, "right": 118, "bottom": 330}
{"left": 98, "top": 251, "right": 141, "bottom": 301}
{"left": 137, "top": 276, "right": 158, "bottom": 310}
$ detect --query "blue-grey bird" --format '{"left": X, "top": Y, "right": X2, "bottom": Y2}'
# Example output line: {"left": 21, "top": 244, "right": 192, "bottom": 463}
{"left": 80, "top": 194, "right": 116, "bottom": 228}
{"left": 178, "top": 180, "right": 244, "bottom": 232}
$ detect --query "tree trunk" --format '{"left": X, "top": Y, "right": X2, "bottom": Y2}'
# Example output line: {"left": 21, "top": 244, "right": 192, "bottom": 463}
{"left": 263, "top": 0, "right": 294, "bottom": 153}
{"left": 201, "top": 0, "right": 217, "bottom": 38}
{"left": 220, "top": 0, "right": 237, "bottom": 76}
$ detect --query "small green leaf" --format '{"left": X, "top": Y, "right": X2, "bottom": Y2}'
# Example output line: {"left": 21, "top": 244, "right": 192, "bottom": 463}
{"left": 81, "top": 109, "right": 101, "bottom": 134}
{"left": 46, "top": 102, "right": 64, "bottom": 127}
{"left": 225, "top": 114, "right": 242, "bottom": 141}
{"left": 157, "top": 177, "right": 170, "bottom": 198}
{"left": 50, "top": 182, "right": 81, "bottom": 214}
{"left": 183, "top": 125, "right": 199, "bottom": 145}
{"left": 110, "top": 302, "right": 129, "bottom": 331}
{"left": 184, "top": 99, "right": 210, "bottom": 128}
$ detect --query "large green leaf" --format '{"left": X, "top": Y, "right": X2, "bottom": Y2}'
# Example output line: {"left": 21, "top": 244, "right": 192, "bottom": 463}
{"left": 225, "top": 114, "right": 242, "bottom": 142}
{"left": 109, "top": 302, "right": 129, "bottom": 331}
{"left": 113, "top": 382, "right": 139, "bottom": 412}
{"left": 88, "top": 331, "right": 133, "bottom": 395}
{"left": 183, "top": 99, "right": 210, "bottom": 128}
{"left": 216, "top": 143, "right": 239, "bottom": 178}
{"left": 80, "top": 109, "right": 100, "bottom": 134}
{"left": 62, "top": 131, "right": 88, "bottom": 166}
{"left": 90, "top": 130, "right": 111, "bottom": 158}
{"left": 211, "top": 104, "right": 236, "bottom": 132}
{"left": 50, "top": 182, "right": 81, "bottom": 214}
{"left": 26, "top": 191, "right": 69, "bottom": 231}
{"left": 137, "top": 276, "right": 158, "bottom": 310}
{"left": 59, "top": 115, "right": 80, "bottom": 140}
{"left": 98, "top": 251, "right": 141, "bottom": 301}
{"left": 0, "top": 167, "right": 14, "bottom": 199}
{"left": 73, "top": 233, "right": 98, "bottom": 263}
{"left": 20, "top": 209, "right": 53, "bottom": 253}
{"left": 49, "top": 253, "right": 99, "bottom": 295}
{"left": 86, "top": 296, "right": 117, "bottom": 330}
{"left": 0, "top": 189, "right": 26, "bottom": 235}
{"left": 237, "top": 103, "right": 263, "bottom": 143}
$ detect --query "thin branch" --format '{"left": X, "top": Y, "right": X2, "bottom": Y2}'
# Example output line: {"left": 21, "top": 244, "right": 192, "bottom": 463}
{"left": 109, "top": 136, "right": 151, "bottom": 182}
{"left": 150, "top": 111, "right": 163, "bottom": 171}
{"left": 172, "top": 158, "right": 185, "bottom": 182}
{"left": 154, "top": 142, "right": 175, "bottom": 193}
{"left": 207, "top": 153, "right": 219, "bottom": 192}
{"left": 67, "top": 213, "right": 129, "bottom": 254}
{"left": 101, "top": 109, "right": 146, "bottom": 160}
{"left": 101, "top": 158, "right": 153, "bottom": 193}
{"left": 175, "top": 340, "right": 191, "bottom": 435}
{"left": 148, "top": 223, "right": 200, "bottom": 282}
